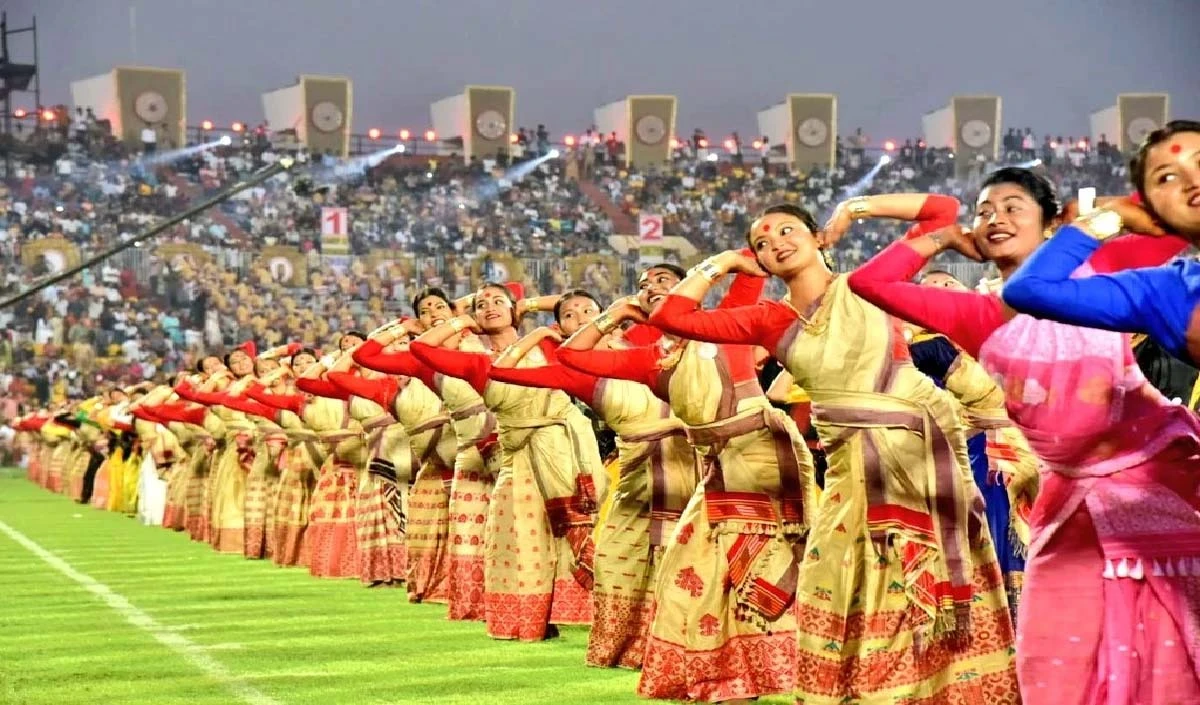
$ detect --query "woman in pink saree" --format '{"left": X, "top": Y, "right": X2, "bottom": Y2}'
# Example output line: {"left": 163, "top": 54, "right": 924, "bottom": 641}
{"left": 843, "top": 168, "right": 1200, "bottom": 703}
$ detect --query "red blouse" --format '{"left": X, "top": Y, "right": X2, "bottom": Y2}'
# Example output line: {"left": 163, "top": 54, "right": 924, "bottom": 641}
{"left": 846, "top": 223, "right": 1190, "bottom": 358}
{"left": 557, "top": 271, "right": 767, "bottom": 396}
{"left": 487, "top": 345, "right": 600, "bottom": 408}
{"left": 327, "top": 370, "right": 400, "bottom": 410}
{"left": 408, "top": 340, "right": 495, "bottom": 395}
{"left": 647, "top": 194, "right": 958, "bottom": 355}
{"left": 295, "top": 375, "right": 351, "bottom": 401}
{"left": 353, "top": 340, "right": 439, "bottom": 390}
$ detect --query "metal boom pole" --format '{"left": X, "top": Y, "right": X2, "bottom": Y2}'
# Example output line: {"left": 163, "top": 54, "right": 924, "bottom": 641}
{"left": 0, "top": 158, "right": 295, "bottom": 310}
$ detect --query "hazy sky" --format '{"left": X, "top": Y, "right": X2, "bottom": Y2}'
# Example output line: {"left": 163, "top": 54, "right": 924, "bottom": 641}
{"left": 6, "top": 0, "right": 1199, "bottom": 144}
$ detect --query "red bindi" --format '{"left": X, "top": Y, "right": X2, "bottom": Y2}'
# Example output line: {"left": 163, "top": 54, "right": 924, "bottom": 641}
{"left": 1170, "top": 143, "right": 1183, "bottom": 154}
{"left": 761, "top": 223, "right": 771, "bottom": 232}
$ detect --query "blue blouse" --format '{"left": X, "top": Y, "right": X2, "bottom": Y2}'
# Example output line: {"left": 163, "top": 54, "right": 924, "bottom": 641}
{"left": 1003, "top": 225, "right": 1200, "bottom": 364}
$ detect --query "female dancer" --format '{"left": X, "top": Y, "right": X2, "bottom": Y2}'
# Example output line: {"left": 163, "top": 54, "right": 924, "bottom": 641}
{"left": 354, "top": 287, "right": 497, "bottom": 619}
{"left": 328, "top": 340, "right": 458, "bottom": 592}
{"left": 558, "top": 266, "right": 816, "bottom": 703}
{"left": 248, "top": 349, "right": 325, "bottom": 568}
{"left": 844, "top": 170, "right": 1199, "bottom": 702}
{"left": 177, "top": 344, "right": 258, "bottom": 553}
{"left": 646, "top": 202, "right": 1017, "bottom": 703}
{"left": 488, "top": 288, "right": 700, "bottom": 669}
{"left": 409, "top": 283, "right": 601, "bottom": 641}
{"left": 1003, "top": 120, "right": 1200, "bottom": 364}
{"left": 905, "top": 273, "right": 1038, "bottom": 621}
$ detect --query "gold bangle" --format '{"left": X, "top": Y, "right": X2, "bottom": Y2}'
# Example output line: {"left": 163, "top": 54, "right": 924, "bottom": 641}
{"left": 689, "top": 259, "right": 722, "bottom": 283}
{"left": 846, "top": 196, "right": 871, "bottom": 219}
{"left": 594, "top": 313, "right": 618, "bottom": 335}
{"left": 449, "top": 318, "right": 466, "bottom": 334}
{"left": 1074, "top": 209, "right": 1124, "bottom": 241}
{"left": 521, "top": 298, "right": 539, "bottom": 314}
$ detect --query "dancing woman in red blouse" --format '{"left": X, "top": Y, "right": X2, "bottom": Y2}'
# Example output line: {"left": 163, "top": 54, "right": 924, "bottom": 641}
{"left": 557, "top": 264, "right": 816, "bottom": 703}
{"left": 355, "top": 287, "right": 499, "bottom": 620}
{"left": 846, "top": 167, "right": 1200, "bottom": 704}
{"left": 409, "top": 282, "right": 602, "bottom": 642}
{"left": 487, "top": 287, "right": 700, "bottom": 669}
{"left": 646, "top": 201, "right": 1018, "bottom": 703}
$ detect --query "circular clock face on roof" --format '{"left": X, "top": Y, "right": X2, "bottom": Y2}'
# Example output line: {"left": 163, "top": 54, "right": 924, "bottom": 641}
{"left": 475, "top": 110, "right": 508, "bottom": 141}
{"left": 310, "top": 101, "right": 344, "bottom": 133}
{"left": 1126, "top": 117, "right": 1159, "bottom": 147}
{"left": 796, "top": 117, "right": 828, "bottom": 147}
{"left": 635, "top": 115, "right": 667, "bottom": 145}
{"left": 134, "top": 91, "right": 168, "bottom": 123}
{"left": 960, "top": 120, "right": 992, "bottom": 149}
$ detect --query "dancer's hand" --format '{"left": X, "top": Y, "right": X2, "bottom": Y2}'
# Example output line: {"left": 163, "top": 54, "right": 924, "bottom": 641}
{"left": 928, "top": 224, "right": 984, "bottom": 261}
{"left": 713, "top": 249, "right": 768, "bottom": 277}
{"left": 820, "top": 201, "right": 858, "bottom": 247}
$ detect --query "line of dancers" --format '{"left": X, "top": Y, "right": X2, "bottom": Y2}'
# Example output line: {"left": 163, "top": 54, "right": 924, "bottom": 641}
{"left": 11, "top": 118, "right": 1200, "bottom": 704}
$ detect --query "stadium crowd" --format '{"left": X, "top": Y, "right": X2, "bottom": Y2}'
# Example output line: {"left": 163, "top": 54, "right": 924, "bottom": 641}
{"left": 1, "top": 117, "right": 1133, "bottom": 414}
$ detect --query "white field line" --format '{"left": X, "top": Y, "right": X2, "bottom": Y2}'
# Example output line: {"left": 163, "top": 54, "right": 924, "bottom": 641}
{"left": 0, "top": 519, "right": 282, "bottom": 705}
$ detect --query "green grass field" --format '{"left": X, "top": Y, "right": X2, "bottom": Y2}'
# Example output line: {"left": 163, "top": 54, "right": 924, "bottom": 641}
{"left": 0, "top": 471, "right": 796, "bottom": 705}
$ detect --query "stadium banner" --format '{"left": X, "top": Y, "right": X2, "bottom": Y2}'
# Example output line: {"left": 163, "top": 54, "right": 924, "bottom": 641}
{"left": 258, "top": 245, "right": 308, "bottom": 287}
{"left": 788, "top": 94, "right": 837, "bottom": 173}
{"left": 1118, "top": 93, "right": 1169, "bottom": 153}
{"left": 320, "top": 206, "right": 351, "bottom": 255}
{"left": 114, "top": 66, "right": 186, "bottom": 149}
{"left": 952, "top": 95, "right": 1001, "bottom": 175}
{"left": 471, "top": 254, "right": 525, "bottom": 288}
{"left": 566, "top": 254, "right": 620, "bottom": 292}
{"left": 366, "top": 252, "right": 415, "bottom": 281}
{"left": 466, "top": 86, "right": 515, "bottom": 161}
{"left": 20, "top": 239, "right": 80, "bottom": 276}
{"left": 303, "top": 75, "right": 353, "bottom": 158}
{"left": 638, "top": 213, "right": 664, "bottom": 246}
{"left": 627, "top": 96, "right": 676, "bottom": 170}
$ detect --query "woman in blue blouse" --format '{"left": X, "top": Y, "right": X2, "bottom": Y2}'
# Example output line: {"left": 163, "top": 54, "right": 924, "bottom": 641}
{"left": 1003, "top": 120, "right": 1200, "bottom": 363}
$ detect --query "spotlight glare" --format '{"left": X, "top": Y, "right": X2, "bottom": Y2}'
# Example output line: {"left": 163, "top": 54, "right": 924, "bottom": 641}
{"left": 548, "top": 149, "right": 560, "bottom": 158}
{"left": 397, "top": 144, "right": 406, "bottom": 154}
{"left": 669, "top": 138, "right": 680, "bottom": 149}
{"left": 367, "top": 128, "right": 382, "bottom": 140}
{"left": 564, "top": 135, "right": 575, "bottom": 147}
{"left": 219, "top": 135, "right": 233, "bottom": 146}
{"left": 399, "top": 129, "right": 410, "bottom": 140}
{"left": 13, "top": 108, "right": 27, "bottom": 118}
{"left": 41, "top": 109, "right": 56, "bottom": 122}
{"left": 1076, "top": 140, "right": 1087, "bottom": 150}
{"left": 879, "top": 154, "right": 892, "bottom": 165}
{"left": 509, "top": 133, "right": 519, "bottom": 144}
{"left": 706, "top": 153, "right": 719, "bottom": 162}
{"left": 200, "top": 119, "right": 214, "bottom": 131}
{"left": 723, "top": 139, "right": 735, "bottom": 151}
{"left": 424, "top": 130, "right": 437, "bottom": 142}
{"left": 231, "top": 121, "right": 245, "bottom": 133}
{"left": 697, "top": 138, "right": 709, "bottom": 149}
{"left": 752, "top": 140, "right": 763, "bottom": 150}
{"left": 884, "top": 140, "right": 896, "bottom": 152}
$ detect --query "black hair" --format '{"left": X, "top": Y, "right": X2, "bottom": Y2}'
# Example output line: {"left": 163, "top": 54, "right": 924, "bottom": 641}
{"left": 341, "top": 330, "right": 367, "bottom": 341}
{"left": 475, "top": 281, "right": 516, "bottom": 309}
{"left": 760, "top": 203, "right": 820, "bottom": 234}
{"left": 641, "top": 263, "right": 686, "bottom": 280}
{"left": 1129, "top": 119, "right": 1200, "bottom": 206}
{"left": 296, "top": 347, "right": 319, "bottom": 360}
{"left": 552, "top": 289, "right": 600, "bottom": 324}
{"left": 411, "top": 286, "right": 452, "bottom": 316}
{"left": 195, "top": 358, "right": 207, "bottom": 374}
{"left": 919, "top": 268, "right": 955, "bottom": 281}
{"left": 979, "top": 167, "right": 1060, "bottom": 224}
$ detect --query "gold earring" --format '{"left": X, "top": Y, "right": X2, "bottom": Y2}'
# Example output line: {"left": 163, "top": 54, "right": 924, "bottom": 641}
{"left": 1043, "top": 227, "right": 1054, "bottom": 240}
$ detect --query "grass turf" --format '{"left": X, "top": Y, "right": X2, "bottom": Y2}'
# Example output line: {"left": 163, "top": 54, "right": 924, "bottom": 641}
{"left": 0, "top": 471, "right": 795, "bottom": 704}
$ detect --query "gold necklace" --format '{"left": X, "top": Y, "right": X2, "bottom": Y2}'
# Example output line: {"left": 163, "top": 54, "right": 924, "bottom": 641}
{"left": 782, "top": 275, "right": 835, "bottom": 336}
